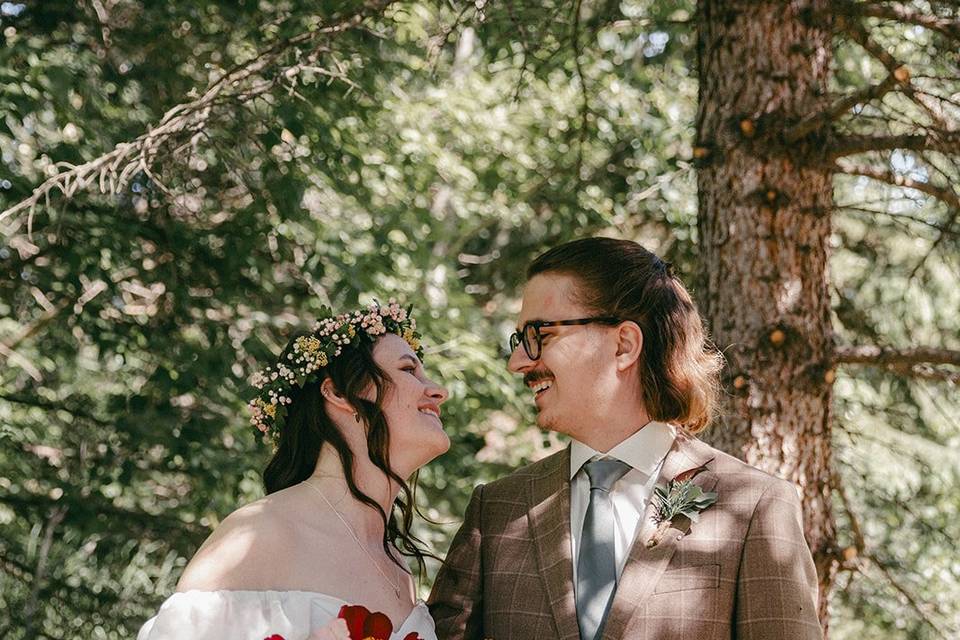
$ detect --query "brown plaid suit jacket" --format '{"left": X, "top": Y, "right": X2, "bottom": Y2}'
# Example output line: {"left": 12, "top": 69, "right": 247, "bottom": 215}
{"left": 428, "top": 432, "right": 823, "bottom": 640}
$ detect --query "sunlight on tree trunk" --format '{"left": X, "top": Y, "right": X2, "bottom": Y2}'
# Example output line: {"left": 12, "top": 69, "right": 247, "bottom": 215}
{"left": 696, "top": 0, "right": 838, "bottom": 628}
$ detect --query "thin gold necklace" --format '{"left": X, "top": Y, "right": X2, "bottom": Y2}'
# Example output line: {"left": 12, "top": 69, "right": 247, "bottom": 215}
{"left": 303, "top": 478, "right": 404, "bottom": 599}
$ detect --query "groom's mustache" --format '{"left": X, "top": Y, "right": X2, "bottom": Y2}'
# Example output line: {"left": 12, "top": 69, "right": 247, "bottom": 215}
{"left": 523, "top": 370, "right": 554, "bottom": 386}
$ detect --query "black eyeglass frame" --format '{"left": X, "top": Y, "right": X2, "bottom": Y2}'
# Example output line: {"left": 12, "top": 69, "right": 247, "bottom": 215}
{"left": 508, "top": 316, "right": 622, "bottom": 360}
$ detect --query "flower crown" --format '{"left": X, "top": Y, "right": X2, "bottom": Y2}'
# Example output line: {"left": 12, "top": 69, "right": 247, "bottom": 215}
{"left": 248, "top": 300, "right": 423, "bottom": 442}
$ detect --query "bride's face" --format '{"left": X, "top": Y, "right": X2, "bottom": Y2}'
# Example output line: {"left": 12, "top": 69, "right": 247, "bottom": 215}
{"left": 372, "top": 334, "right": 450, "bottom": 475}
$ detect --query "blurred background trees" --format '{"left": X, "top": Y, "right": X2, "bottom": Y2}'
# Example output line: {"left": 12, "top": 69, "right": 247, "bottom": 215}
{"left": 1, "top": 1, "right": 957, "bottom": 638}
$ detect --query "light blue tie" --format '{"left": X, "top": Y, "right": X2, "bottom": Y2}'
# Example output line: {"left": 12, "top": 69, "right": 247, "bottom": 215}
{"left": 576, "top": 458, "right": 632, "bottom": 640}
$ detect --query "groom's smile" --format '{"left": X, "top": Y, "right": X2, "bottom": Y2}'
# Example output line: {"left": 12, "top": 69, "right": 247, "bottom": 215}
{"left": 529, "top": 378, "right": 552, "bottom": 397}
{"left": 524, "top": 371, "right": 554, "bottom": 402}
{"left": 508, "top": 273, "right": 615, "bottom": 437}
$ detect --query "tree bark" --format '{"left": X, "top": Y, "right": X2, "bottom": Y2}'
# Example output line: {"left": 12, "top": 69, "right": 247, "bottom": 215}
{"left": 695, "top": 0, "right": 838, "bottom": 630}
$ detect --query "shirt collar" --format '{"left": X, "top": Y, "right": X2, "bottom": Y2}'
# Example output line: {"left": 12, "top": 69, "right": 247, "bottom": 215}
{"left": 569, "top": 421, "right": 677, "bottom": 480}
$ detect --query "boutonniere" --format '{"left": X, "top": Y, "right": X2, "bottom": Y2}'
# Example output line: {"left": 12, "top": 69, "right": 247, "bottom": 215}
{"left": 646, "top": 458, "right": 717, "bottom": 548}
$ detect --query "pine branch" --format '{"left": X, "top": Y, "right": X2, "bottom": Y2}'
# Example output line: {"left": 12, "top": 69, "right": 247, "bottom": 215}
{"left": 0, "top": 546, "right": 124, "bottom": 634}
{"left": 831, "top": 464, "right": 958, "bottom": 639}
{"left": 837, "top": 155, "right": 960, "bottom": 280}
{"left": 851, "top": 2, "right": 960, "bottom": 40}
{"left": 784, "top": 71, "right": 908, "bottom": 143}
{"left": 839, "top": 10, "right": 900, "bottom": 71}
{"left": 907, "top": 219, "right": 960, "bottom": 282}
{"left": 0, "top": 550, "right": 33, "bottom": 582}
{"left": 0, "top": 492, "right": 209, "bottom": 541}
{"left": 0, "top": 393, "right": 112, "bottom": 427}
{"left": 836, "top": 345, "right": 960, "bottom": 367}
{"left": 836, "top": 346, "right": 960, "bottom": 383}
{"left": 837, "top": 11, "right": 956, "bottom": 132}
{"left": 830, "top": 469, "right": 865, "bottom": 558}
{"left": 861, "top": 551, "right": 955, "bottom": 640}
{"left": 829, "top": 131, "right": 960, "bottom": 158}
{"left": 902, "top": 153, "right": 960, "bottom": 281}
{"left": 23, "top": 506, "right": 67, "bottom": 638}
{"left": 427, "top": 1, "right": 476, "bottom": 69}
{"left": 903, "top": 367, "right": 960, "bottom": 384}
{"left": 839, "top": 204, "right": 949, "bottom": 234}
{"left": 571, "top": 0, "right": 591, "bottom": 184}
{"left": 838, "top": 462, "right": 959, "bottom": 549}
{"left": 837, "top": 161, "right": 960, "bottom": 210}
{"left": 0, "top": 1, "right": 394, "bottom": 232}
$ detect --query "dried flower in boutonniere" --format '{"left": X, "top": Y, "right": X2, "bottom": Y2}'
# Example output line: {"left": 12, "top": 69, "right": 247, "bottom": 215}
{"left": 646, "top": 458, "right": 717, "bottom": 548}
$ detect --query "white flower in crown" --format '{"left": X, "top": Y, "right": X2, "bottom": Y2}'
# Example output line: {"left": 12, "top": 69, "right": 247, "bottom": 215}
{"left": 246, "top": 302, "right": 425, "bottom": 443}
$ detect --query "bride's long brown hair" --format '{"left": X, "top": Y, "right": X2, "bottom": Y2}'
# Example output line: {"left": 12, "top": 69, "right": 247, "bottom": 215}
{"left": 262, "top": 331, "right": 436, "bottom": 575}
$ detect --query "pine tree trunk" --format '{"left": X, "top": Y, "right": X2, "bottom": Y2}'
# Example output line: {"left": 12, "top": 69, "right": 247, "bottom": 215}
{"left": 695, "top": 0, "right": 838, "bottom": 630}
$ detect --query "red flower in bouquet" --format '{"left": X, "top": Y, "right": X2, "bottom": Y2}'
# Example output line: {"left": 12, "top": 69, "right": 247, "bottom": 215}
{"left": 338, "top": 605, "right": 423, "bottom": 640}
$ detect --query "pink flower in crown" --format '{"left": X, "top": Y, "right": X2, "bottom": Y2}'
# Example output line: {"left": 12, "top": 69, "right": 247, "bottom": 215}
{"left": 247, "top": 301, "right": 424, "bottom": 443}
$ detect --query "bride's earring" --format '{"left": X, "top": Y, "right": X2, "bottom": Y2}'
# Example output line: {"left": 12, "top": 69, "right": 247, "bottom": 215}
{"left": 353, "top": 411, "right": 360, "bottom": 423}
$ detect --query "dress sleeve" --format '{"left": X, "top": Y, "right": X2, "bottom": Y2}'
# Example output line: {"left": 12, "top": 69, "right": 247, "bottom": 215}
{"left": 137, "top": 591, "right": 343, "bottom": 640}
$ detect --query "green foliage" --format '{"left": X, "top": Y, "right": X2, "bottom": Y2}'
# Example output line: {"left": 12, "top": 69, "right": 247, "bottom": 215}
{"left": 651, "top": 479, "right": 718, "bottom": 524}
{"left": 1, "top": 1, "right": 957, "bottom": 639}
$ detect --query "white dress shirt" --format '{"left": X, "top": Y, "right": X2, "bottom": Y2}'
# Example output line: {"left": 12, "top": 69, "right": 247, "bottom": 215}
{"left": 569, "top": 421, "right": 676, "bottom": 587}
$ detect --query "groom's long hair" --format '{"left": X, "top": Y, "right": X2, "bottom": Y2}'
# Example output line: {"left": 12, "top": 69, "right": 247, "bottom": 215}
{"left": 263, "top": 332, "right": 435, "bottom": 575}
{"left": 529, "top": 237, "right": 724, "bottom": 432}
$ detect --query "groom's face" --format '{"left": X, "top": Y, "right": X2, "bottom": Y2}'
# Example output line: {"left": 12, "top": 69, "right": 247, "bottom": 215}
{"left": 508, "top": 273, "right": 616, "bottom": 437}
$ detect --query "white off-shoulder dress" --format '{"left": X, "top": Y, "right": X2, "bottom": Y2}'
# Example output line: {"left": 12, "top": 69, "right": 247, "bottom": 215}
{"left": 137, "top": 590, "right": 438, "bottom": 640}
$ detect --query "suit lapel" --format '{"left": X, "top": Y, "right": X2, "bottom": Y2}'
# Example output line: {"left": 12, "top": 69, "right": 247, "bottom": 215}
{"left": 600, "top": 435, "right": 720, "bottom": 640}
{"left": 528, "top": 446, "right": 582, "bottom": 640}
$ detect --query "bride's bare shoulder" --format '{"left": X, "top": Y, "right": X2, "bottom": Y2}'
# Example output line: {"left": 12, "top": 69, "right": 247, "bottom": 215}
{"left": 175, "top": 490, "right": 301, "bottom": 592}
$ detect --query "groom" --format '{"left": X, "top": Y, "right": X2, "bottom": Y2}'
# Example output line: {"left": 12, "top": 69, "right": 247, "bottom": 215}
{"left": 428, "top": 237, "right": 823, "bottom": 640}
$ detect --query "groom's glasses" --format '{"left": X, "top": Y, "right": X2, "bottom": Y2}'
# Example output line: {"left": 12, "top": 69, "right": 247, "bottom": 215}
{"left": 508, "top": 317, "right": 621, "bottom": 361}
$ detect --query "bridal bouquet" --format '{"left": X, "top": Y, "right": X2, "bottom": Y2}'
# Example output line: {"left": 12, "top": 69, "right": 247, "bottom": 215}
{"left": 265, "top": 604, "right": 423, "bottom": 640}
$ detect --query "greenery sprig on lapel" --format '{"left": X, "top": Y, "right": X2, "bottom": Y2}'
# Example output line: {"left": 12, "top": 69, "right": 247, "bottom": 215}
{"left": 646, "top": 458, "right": 717, "bottom": 548}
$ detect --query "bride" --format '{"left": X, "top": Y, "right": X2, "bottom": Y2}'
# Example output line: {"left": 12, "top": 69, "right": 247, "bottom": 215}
{"left": 138, "top": 302, "right": 449, "bottom": 640}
